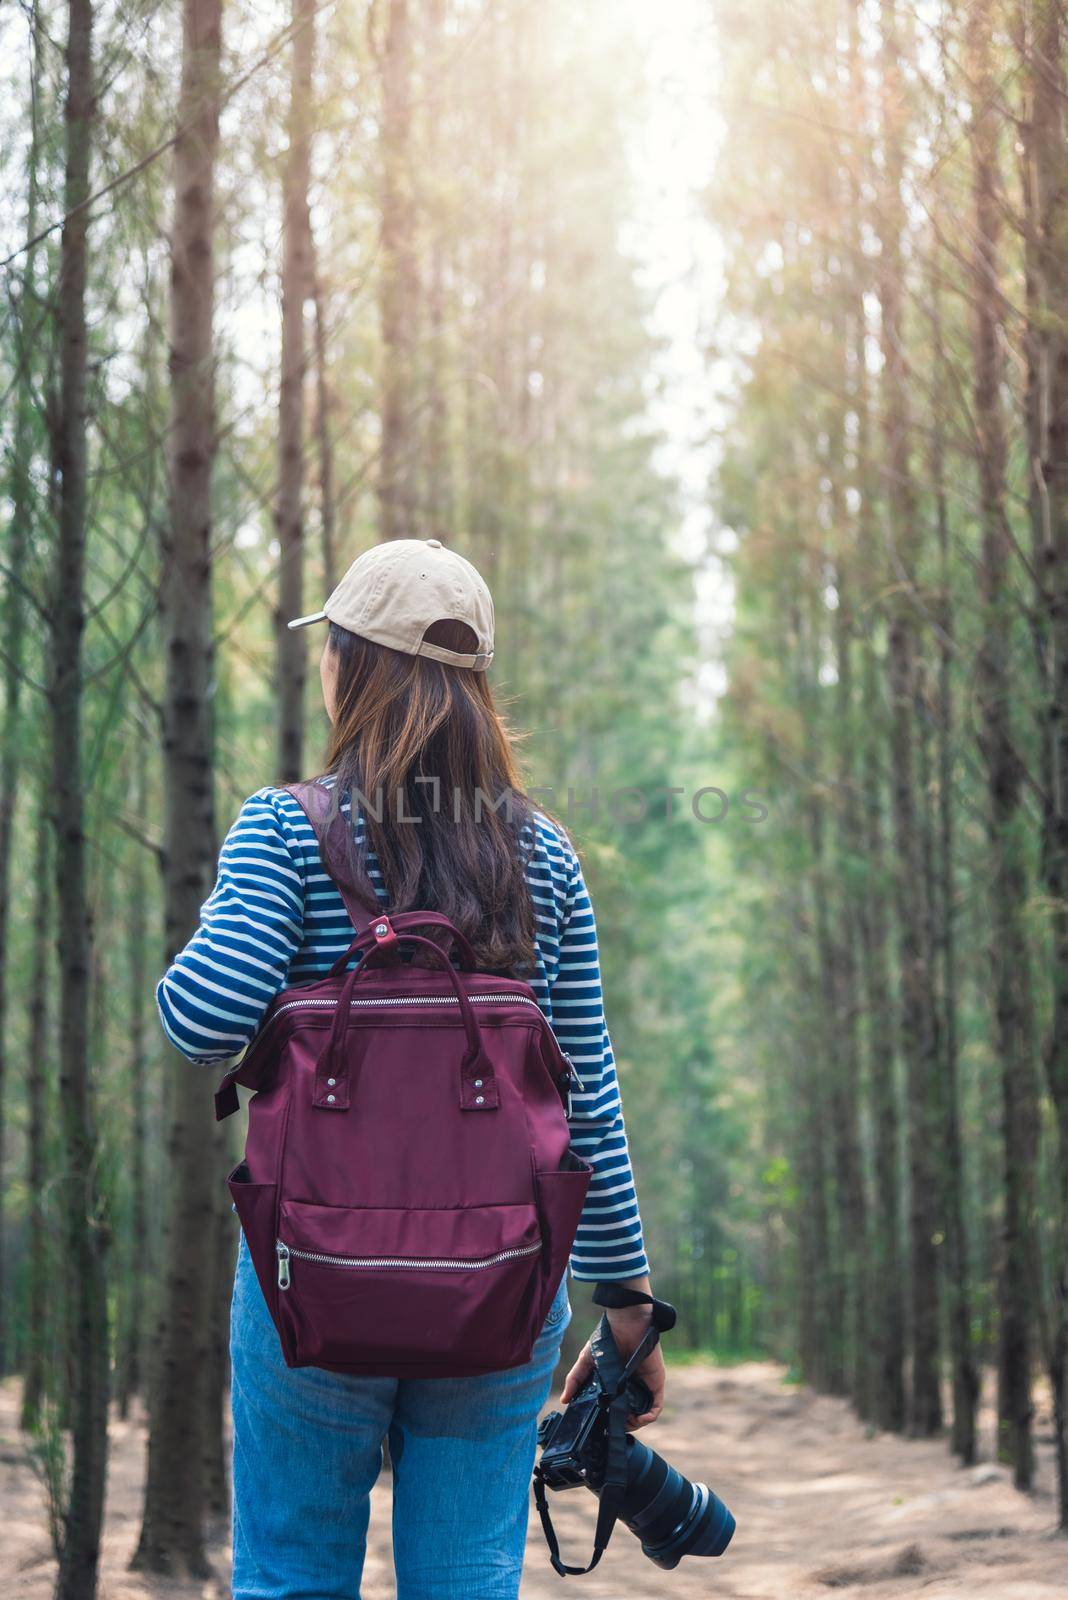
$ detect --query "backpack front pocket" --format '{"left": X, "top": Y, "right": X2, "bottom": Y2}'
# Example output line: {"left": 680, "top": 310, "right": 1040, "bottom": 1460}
{"left": 274, "top": 1197, "right": 543, "bottom": 1373}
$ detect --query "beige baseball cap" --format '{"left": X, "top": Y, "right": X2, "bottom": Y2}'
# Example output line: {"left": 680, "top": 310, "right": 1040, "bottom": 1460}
{"left": 287, "top": 538, "right": 494, "bottom": 671}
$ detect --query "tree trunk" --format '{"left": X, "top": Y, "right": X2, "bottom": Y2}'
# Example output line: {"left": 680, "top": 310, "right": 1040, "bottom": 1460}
{"left": 20, "top": 803, "right": 51, "bottom": 1433}
{"left": 788, "top": 595, "right": 836, "bottom": 1394}
{"left": 0, "top": 1, "right": 45, "bottom": 1379}
{"left": 789, "top": 893, "right": 831, "bottom": 1388}
{"left": 876, "top": 0, "right": 942, "bottom": 1438}
{"left": 800, "top": 551, "right": 858, "bottom": 1399}
{"left": 202, "top": 1120, "right": 234, "bottom": 1523}
{"left": 831, "top": 549, "right": 872, "bottom": 1417}
{"left": 53, "top": 6, "right": 111, "bottom": 1597}
{"left": 824, "top": 266, "right": 870, "bottom": 1414}
{"left": 423, "top": 0, "right": 452, "bottom": 542}
{"left": 967, "top": 0, "right": 1038, "bottom": 1490}
{"left": 1020, "top": 0, "right": 1068, "bottom": 1521}
{"left": 806, "top": 790, "right": 848, "bottom": 1396}
{"left": 856, "top": 639, "right": 907, "bottom": 1436}
{"left": 378, "top": 0, "right": 418, "bottom": 540}
{"left": 132, "top": 0, "right": 222, "bottom": 1575}
{"left": 849, "top": 0, "right": 905, "bottom": 1434}
{"left": 478, "top": 0, "right": 521, "bottom": 592}
{"left": 311, "top": 254, "right": 337, "bottom": 592}
{"left": 275, "top": 0, "right": 314, "bottom": 782}
{"left": 929, "top": 252, "right": 978, "bottom": 1465}
{"left": 117, "top": 729, "right": 149, "bottom": 1419}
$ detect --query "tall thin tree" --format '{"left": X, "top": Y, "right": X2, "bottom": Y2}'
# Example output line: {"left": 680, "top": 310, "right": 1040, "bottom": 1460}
{"left": 1018, "top": 0, "right": 1068, "bottom": 1523}
{"left": 133, "top": 0, "right": 223, "bottom": 1575}
{"left": 276, "top": 0, "right": 315, "bottom": 781}
{"left": 0, "top": 0, "right": 45, "bottom": 1377}
{"left": 117, "top": 725, "right": 150, "bottom": 1417}
{"left": 848, "top": 0, "right": 905, "bottom": 1435}
{"left": 929, "top": 243, "right": 978, "bottom": 1466}
{"left": 311, "top": 262, "right": 337, "bottom": 591}
{"left": 423, "top": 0, "right": 453, "bottom": 542}
{"left": 52, "top": 3, "right": 111, "bottom": 1596}
{"left": 876, "top": 0, "right": 942, "bottom": 1437}
{"left": 967, "top": 0, "right": 1039, "bottom": 1490}
{"left": 21, "top": 795, "right": 52, "bottom": 1432}
{"left": 378, "top": 0, "right": 418, "bottom": 539}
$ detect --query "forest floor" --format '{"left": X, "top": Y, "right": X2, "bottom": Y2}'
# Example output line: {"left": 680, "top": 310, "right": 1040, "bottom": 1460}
{"left": 2, "top": 1360, "right": 1065, "bottom": 1599}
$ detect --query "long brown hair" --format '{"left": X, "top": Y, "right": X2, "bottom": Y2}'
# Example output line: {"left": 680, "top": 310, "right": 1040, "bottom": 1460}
{"left": 321, "top": 621, "right": 537, "bottom": 972}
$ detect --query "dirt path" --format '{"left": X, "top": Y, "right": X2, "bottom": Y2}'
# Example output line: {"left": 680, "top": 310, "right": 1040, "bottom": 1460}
{"left": 4, "top": 1363, "right": 1065, "bottom": 1598}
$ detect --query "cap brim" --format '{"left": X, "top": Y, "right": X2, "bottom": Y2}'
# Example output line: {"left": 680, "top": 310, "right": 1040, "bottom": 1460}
{"left": 286, "top": 610, "right": 329, "bottom": 630}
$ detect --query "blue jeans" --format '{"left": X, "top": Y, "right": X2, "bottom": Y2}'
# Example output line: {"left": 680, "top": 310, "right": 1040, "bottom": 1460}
{"left": 230, "top": 1230, "right": 573, "bottom": 1599}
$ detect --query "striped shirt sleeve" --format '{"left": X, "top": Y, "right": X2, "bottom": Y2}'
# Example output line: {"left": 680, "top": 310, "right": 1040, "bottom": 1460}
{"left": 155, "top": 789, "right": 306, "bottom": 1063}
{"left": 551, "top": 848, "right": 650, "bottom": 1283}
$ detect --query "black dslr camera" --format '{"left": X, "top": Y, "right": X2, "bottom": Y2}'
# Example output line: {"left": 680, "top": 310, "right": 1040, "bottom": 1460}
{"left": 533, "top": 1284, "right": 736, "bottom": 1575}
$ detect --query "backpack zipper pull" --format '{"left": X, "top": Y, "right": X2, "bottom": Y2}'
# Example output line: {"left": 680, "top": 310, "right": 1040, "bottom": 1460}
{"left": 560, "top": 1052, "right": 584, "bottom": 1116}
{"left": 562, "top": 1052, "right": 584, "bottom": 1090}
{"left": 276, "top": 1242, "right": 291, "bottom": 1291}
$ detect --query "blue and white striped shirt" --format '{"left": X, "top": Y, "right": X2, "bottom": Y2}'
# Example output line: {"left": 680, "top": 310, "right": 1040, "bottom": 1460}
{"left": 156, "top": 783, "right": 649, "bottom": 1281}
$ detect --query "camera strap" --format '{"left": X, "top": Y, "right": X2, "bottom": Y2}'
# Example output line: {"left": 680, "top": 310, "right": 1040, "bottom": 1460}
{"left": 592, "top": 1282, "right": 677, "bottom": 1340}
{"left": 532, "top": 1286, "right": 677, "bottom": 1576}
{"left": 532, "top": 1385, "right": 630, "bottom": 1576}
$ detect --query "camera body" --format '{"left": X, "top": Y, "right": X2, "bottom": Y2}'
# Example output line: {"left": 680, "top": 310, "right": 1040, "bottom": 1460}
{"left": 531, "top": 1285, "right": 736, "bottom": 1576}
{"left": 536, "top": 1371, "right": 653, "bottom": 1491}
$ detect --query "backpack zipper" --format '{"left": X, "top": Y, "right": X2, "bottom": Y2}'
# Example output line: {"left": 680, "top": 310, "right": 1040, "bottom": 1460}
{"left": 230, "top": 993, "right": 585, "bottom": 1093}
{"left": 273, "top": 993, "right": 542, "bottom": 1017}
{"left": 275, "top": 1237, "right": 539, "bottom": 1290}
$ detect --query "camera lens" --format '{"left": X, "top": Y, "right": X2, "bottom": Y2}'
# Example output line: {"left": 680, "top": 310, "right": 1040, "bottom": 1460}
{"left": 619, "top": 1437, "right": 735, "bottom": 1569}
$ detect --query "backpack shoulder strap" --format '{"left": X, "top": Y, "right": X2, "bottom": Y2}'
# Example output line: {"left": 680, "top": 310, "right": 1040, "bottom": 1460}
{"left": 214, "top": 777, "right": 382, "bottom": 1120}
{"left": 285, "top": 778, "right": 380, "bottom": 937}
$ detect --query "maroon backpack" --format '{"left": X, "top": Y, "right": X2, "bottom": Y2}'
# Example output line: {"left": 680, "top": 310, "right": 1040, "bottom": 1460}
{"left": 216, "top": 778, "right": 592, "bottom": 1378}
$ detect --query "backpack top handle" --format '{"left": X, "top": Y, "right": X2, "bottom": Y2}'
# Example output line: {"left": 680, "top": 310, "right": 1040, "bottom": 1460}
{"left": 327, "top": 911, "right": 479, "bottom": 977}
{"left": 312, "top": 920, "right": 499, "bottom": 1115}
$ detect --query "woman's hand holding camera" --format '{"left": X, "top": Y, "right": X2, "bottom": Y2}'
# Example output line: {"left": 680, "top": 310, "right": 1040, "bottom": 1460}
{"left": 560, "top": 1276, "right": 666, "bottom": 1431}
